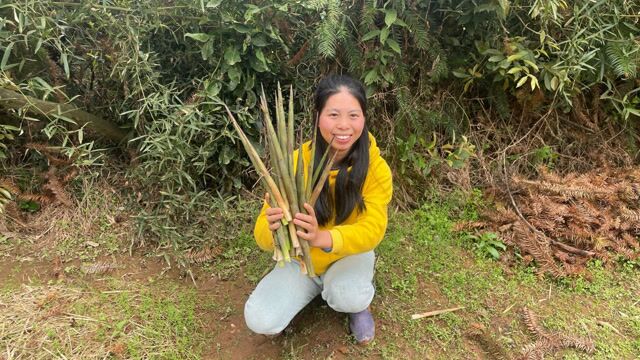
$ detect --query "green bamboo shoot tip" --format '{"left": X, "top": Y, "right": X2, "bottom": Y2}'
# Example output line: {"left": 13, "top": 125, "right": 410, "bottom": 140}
{"left": 224, "top": 104, "right": 292, "bottom": 222}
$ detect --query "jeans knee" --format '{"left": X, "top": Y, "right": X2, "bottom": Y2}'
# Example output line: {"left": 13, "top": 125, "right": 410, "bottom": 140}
{"left": 322, "top": 281, "right": 374, "bottom": 313}
{"left": 244, "top": 298, "right": 288, "bottom": 335}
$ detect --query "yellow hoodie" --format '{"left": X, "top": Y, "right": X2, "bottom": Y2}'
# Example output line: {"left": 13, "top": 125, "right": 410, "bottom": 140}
{"left": 253, "top": 133, "right": 393, "bottom": 275}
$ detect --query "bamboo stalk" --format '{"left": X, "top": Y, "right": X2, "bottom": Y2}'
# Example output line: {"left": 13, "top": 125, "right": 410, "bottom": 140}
{"left": 265, "top": 114, "right": 292, "bottom": 226}
{"left": 270, "top": 86, "right": 314, "bottom": 275}
{"left": 292, "top": 131, "right": 333, "bottom": 278}
{"left": 305, "top": 114, "right": 319, "bottom": 200}
{"left": 276, "top": 84, "right": 287, "bottom": 159}
{"left": 227, "top": 87, "right": 327, "bottom": 278}
{"left": 309, "top": 150, "right": 338, "bottom": 207}
{"left": 258, "top": 90, "right": 298, "bottom": 228}
{"left": 224, "top": 105, "right": 292, "bottom": 222}
{"left": 266, "top": 190, "right": 291, "bottom": 263}
{"left": 274, "top": 88, "right": 310, "bottom": 265}
{"left": 296, "top": 139, "right": 306, "bottom": 209}
{"left": 411, "top": 306, "right": 465, "bottom": 320}
{"left": 295, "top": 136, "right": 316, "bottom": 272}
{"left": 287, "top": 85, "right": 295, "bottom": 178}
{"left": 260, "top": 90, "right": 297, "bottom": 212}
{"left": 311, "top": 137, "right": 336, "bottom": 189}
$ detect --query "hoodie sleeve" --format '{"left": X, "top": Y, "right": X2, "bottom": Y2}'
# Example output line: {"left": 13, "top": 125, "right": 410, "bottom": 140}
{"left": 253, "top": 200, "right": 275, "bottom": 252}
{"left": 327, "top": 157, "right": 393, "bottom": 256}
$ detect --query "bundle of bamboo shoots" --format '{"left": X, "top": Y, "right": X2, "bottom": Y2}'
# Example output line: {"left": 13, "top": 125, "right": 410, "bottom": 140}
{"left": 224, "top": 84, "right": 336, "bottom": 277}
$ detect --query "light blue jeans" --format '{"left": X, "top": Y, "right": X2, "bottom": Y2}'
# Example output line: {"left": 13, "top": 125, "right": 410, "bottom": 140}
{"left": 244, "top": 251, "right": 375, "bottom": 335}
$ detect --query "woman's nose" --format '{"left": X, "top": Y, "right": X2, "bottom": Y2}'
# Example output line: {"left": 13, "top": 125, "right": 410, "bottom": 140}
{"left": 336, "top": 116, "right": 349, "bottom": 129}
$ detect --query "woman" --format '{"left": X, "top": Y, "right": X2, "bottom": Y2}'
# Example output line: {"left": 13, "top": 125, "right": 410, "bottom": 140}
{"left": 244, "top": 74, "right": 393, "bottom": 344}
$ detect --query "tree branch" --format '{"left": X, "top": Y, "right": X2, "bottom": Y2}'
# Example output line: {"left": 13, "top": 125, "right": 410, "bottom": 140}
{"left": 0, "top": 88, "right": 126, "bottom": 143}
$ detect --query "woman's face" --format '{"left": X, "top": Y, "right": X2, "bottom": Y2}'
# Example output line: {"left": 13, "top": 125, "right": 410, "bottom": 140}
{"left": 317, "top": 88, "right": 365, "bottom": 162}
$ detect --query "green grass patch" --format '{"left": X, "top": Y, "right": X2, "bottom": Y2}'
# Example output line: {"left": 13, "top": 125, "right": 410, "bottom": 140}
{"left": 0, "top": 277, "right": 214, "bottom": 359}
{"left": 371, "top": 189, "right": 640, "bottom": 358}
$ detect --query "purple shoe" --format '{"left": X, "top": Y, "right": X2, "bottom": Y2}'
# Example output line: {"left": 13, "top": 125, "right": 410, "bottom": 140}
{"left": 349, "top": 308, "right": 375, "bottom": 344}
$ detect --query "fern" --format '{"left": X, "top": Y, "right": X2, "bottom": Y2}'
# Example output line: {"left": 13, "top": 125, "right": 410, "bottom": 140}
{"left": 405, "top": 13, "right": 430, "bottom": 50}
{"left": 342, "top": 35, "right": 363, "bottom": 74}
{"left": 393, "top": 58, "right": 410, "bottom": 86}
{"left": 359, "top": 1, "right": 376, "bottom": 30}
{"left": 606, "top": 41, "right": 639, "bottom": 79}
{"left": 314, "top": 0, "right": 347, "bottom": 58}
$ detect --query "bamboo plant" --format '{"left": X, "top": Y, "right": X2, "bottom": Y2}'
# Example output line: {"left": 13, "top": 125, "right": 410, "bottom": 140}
{"left": 224, "top": 84, "right": 337, "bottom": 277}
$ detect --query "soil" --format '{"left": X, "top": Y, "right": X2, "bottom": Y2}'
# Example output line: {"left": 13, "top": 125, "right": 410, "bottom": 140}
{"left": 0, "top": 251, "right": 372, "bottom": 360}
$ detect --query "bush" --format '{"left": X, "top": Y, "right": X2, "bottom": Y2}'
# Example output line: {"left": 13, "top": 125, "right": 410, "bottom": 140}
{"left": 1, "top": 0, "right": 637, "bottom": 250}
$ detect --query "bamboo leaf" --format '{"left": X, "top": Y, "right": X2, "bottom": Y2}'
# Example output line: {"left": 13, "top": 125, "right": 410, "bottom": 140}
{"left": 1, "top": 42, "right": 14, "bottom": 69}
{"left": 61, "top": 53, "right": 70, "bottom": 79}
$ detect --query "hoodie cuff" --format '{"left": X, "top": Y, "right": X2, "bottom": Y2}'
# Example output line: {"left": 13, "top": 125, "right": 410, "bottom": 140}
{"left": 328, "top": 229, "right": 343, "bottom": 254}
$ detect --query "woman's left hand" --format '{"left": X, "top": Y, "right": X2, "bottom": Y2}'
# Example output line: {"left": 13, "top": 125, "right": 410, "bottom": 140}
{"left": 293, "top": 203, "right": 333, "bottom": 249}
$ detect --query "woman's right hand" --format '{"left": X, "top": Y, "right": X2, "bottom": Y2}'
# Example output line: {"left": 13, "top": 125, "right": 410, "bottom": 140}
{"left": 264, "top": 193, "right": 284, "bottom": 231}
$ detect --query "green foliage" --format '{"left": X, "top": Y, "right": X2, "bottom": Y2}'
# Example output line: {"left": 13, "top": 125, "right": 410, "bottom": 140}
{"left": 1, "top": 0, "right": 638, "bottom": 251}
{"left": 311, "top": 0, "right": 347, "bottom": 58}
{"left": 0, "top": 124, "right": 20, "bottom": 160}
{"left": 443, "top": 0, "right": 640, "bottom": 110}
{"left": 606, "top": 40, "right": 640, "bottom": 79}
{"left": 395, "top": 132, "right": 476, "bottom": 189}
{"left": 531, "top": 145, "right": 559, "bottom": 168}
{"left": 464, "top": 232, "right": 506, "bottom": 260}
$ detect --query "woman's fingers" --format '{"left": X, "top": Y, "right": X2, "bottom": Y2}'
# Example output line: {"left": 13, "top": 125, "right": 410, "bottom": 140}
{"left": 293, "top": 217, "right": 314, "bottom": 232}
{"left": 303, "top": 203, "right": 315, "bottom": 216}
{"left": 266, "top": 213, "right": 283, "bottom": 223}
{"left": 294, "top": 212, "right": 315, "bottom": 225}
{"left": 296, "top": 230, "right": 312, "bottom": 240}
{"left": 269, "top": 222, "right": 281, "bottom": 231}
{"left": 265, "top": 207, "right": 283, "bottom": 215}
{"left": 265, "top": 204, "right": 283, "bottom": 231}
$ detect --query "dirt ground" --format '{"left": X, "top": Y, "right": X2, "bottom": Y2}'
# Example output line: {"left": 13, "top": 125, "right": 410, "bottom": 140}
{"left": 1, "top": 193, "right": 639, "bottom": 359}
{"left": 0, "top": 252, "right": 376, "bottom": 360}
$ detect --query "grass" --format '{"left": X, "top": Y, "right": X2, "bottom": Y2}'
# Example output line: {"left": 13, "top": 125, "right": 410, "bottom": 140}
{"left": 369, "top": 190, "right": 640, "bottom": 359}
{"left": 1, "top": 186, "right": 639, "bottom": 359}
{"left": 0, "top": 277, "right": 212, "bottom": 359}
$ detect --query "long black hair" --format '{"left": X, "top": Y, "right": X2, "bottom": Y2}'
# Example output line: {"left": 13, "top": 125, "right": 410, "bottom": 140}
{"left": 312, "top": 75, "right": 369, "bottom": 226}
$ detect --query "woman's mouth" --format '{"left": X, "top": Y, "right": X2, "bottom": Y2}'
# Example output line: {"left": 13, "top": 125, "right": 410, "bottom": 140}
{"left": 334, "top": 135, "right": 352, "bottom": 144}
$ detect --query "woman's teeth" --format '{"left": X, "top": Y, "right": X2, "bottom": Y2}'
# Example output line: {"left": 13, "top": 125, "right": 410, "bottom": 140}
{"left": 336, "top": 135, "right": 350, "bottom": 140}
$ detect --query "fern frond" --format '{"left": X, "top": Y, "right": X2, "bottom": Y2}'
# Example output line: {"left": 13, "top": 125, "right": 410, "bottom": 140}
{"left": 342, "top": 35, "right": 363, "bottom": 73}
{"left": 405, "top": 13, "right": 430, "bottom": 50}
{"left": 606, "top": 41, "right": 639, "bottom": 79}
{"left": 314, "top": 0, "right": 346, "bottom": 58}
{"left": 359, "top": 1, "right": 376, "bottom": 30}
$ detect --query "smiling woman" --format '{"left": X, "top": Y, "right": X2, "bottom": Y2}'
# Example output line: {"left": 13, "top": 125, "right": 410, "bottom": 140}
{"left": 245, "top": 74, "right": 393, "bottom": 345}
{"left": 317, "top": 86, "right": 366, "bottom": 162}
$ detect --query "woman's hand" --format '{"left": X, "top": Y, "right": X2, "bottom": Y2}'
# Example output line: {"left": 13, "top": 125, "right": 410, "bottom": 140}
{"left": 264, "top": 193, "right": 283, "bottom": 231}
{"left": 293, "top": 203, "right": 333, "bottom": 249}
